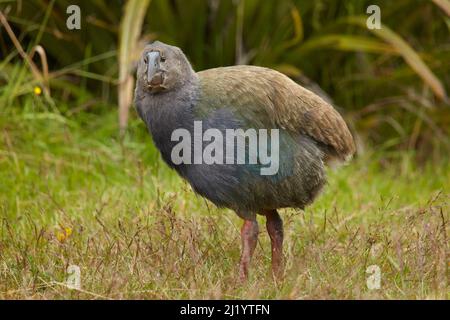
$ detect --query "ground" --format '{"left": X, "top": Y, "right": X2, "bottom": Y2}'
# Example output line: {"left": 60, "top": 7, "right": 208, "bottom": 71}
{"left": 0, "top": 105, "right": 448, "bottom": 299}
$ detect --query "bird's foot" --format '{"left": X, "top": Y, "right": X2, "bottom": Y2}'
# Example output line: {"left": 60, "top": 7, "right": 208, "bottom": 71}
{"left": 265, "top": 209, "right": 284, "bottom": 281}
{"left": 238, "top": 218, "right": 259, "bottom": 281}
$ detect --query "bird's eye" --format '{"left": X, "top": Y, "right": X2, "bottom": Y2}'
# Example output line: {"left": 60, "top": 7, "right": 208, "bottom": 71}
{"left": 160, "top": 56, "right": 166, "bottom": 63}
{"left": 143, "top": 56, "right": 148, "bottom": 63}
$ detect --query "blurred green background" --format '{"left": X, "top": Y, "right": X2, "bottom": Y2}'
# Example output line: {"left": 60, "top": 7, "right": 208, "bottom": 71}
{"left": 1, "top": 0, "right": 449, "bottom": 158}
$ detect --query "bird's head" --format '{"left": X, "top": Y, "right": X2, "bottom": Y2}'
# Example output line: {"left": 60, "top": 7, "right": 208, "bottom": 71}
{"left": 136, "top": 41, "right": 195, "bottom": 94}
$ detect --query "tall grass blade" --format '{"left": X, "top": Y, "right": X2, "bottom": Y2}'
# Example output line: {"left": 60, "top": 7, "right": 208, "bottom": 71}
{"left": 282, "top": 5, "right": 304, "bottom": 49}
{"left": 431, "top": 0, "right": 450, "bottom": 16}
{"left": 0, "top": 12, "right": 43, "bottom": 85}
{"left": 118, "top": 0, "right": 151, "bottom": 133}
{"left": 297, "top": 34, "right": 396, "bottom": 54}
{"left": 346, "top": 16, "right": 448, "bottom": 103}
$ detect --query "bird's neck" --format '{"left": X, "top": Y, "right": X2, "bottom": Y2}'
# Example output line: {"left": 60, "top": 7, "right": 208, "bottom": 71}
{"left": 141, "top": 75, "right": 200, "bottom": 167}
{"left": 151, "top": 75, "right": 199, "bottom": 110}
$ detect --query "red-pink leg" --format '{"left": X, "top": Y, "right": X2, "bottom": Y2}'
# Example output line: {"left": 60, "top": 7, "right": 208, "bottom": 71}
{"left": 239, "top": 218, "right": 259, "bottom": 281}
{"left": 265, "top": 210, "right": 284, "bottom": 279}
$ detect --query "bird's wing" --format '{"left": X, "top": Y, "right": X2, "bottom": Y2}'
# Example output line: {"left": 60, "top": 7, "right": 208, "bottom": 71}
{"left": 197, "top": 66, "right": 355, "bottom": 161}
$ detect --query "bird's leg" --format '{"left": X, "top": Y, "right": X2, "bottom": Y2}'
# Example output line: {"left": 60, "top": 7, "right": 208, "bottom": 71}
{"left": 238, "top": 217, "right": 259, "bottom": 281}
{"left": 265, "top": 209, "right": 284, "bottom": 279}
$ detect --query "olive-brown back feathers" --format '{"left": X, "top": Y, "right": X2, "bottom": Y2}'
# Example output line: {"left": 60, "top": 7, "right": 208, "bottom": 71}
{"left": 198, "top": 66, "right": 356, "bottom": 162}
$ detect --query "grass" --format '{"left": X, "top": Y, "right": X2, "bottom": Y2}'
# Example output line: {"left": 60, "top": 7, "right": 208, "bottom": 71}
{"left": 0, "top": 100, "right": 448, "bottom": 299}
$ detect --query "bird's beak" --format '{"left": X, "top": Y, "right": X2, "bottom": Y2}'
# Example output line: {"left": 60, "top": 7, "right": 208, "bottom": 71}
{"left": 147, "top": 51, "right": 164, "bottom": 87}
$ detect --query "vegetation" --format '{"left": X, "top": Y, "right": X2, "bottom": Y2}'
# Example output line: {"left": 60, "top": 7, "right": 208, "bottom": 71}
{"left": 0, "top": 106, "right": 448, "bottom": 299}
{"left": 0, "top": 0, "right": 448, "bottom": 299}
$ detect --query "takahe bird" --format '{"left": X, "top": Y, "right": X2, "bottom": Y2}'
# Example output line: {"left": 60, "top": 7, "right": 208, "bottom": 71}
{"left": 134, "top": 41, "right": 355, "bottom": 280}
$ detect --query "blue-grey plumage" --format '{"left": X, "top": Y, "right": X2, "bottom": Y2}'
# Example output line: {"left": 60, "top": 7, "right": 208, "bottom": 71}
{"left": 134, "top": 41, "right": 355, "bottom": 280}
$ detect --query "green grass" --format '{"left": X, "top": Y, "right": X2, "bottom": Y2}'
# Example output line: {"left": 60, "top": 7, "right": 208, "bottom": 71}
{"left": 0, "top": 102, "right": 448, "bottom": 299}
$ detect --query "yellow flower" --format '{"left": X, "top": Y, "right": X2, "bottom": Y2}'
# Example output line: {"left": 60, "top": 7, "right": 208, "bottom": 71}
{"left": 33, "top": 86, "right": 42, "bottom": 96}
{"left": 64, "top": 227, "right": 73, "bottom": 237}
{"left": 56, "top": 231, "right": 66, "bottom": 243}
{"left": 55, "top": 227, "right": 73, "bottom": 243}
